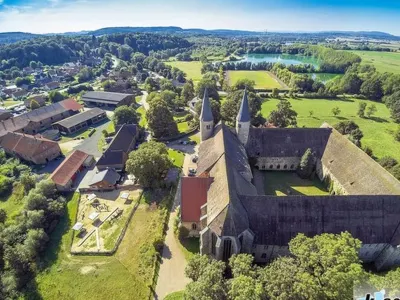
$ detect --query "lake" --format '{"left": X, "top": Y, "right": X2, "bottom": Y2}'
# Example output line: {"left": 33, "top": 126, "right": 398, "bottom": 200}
{"left": 241, "top": 53, "right": 319, "bottom": 67}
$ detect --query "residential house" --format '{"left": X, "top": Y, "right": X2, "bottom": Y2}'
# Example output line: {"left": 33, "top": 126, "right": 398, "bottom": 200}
{"left": 24, "top": 95, "right": 47, "bottom": 109}
{"left": 52, "top": 107, "right": 107, "bottom": 135}
{"left": 44, "top": 82, "right": 60, "bottom": 91}
{"left": 96, "top": 124, "right": 138, "bottom": 171}
{"left": 89, "top": 168, "right": 120, "bottom": 191}
{"left": 81, "top": 91, "right": 133, "bottom": 108}
{"left": 0, "top": 132, "right": 61, "bottom": 164}
{"left": 11, "top": 89, "right": 29, "bottom": 100}
{"left": 50, "top": 150, "right": 95, "bottom": 191}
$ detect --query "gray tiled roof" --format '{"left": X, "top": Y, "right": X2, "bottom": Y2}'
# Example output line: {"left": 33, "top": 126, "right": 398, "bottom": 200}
{"left": 236, "top": 89, "right": 250, "bottom": 122}
{"left": 53, "top": 107, "right": 106, "bottom": 128}
{"left": 200, "top": 88, "right": 213, "bottom": 122}
{"left": 82, "top": 91, "right": 133, "bottom": 104}
{"left": 90, "top": 168, "right": 120, "bottom": 186}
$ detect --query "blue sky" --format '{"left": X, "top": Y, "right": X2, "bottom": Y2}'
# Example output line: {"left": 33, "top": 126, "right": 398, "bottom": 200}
{"left": 0, "top": 0, "right": 399, "bottom": 35}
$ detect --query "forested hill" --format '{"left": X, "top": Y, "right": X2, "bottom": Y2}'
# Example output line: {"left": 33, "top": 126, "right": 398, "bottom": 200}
{"left": 0, "top": 32, "right": 40, "bottom": 44}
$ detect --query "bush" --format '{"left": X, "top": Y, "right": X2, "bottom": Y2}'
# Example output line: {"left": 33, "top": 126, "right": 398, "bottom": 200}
{"left": 363, "top": 146, "right": 374, "bottom": 157}
{"left": 379, "top": 156, "right": 398, "bottom": 169}
{"left": 395, "top": 126, "right": 400, "bottom": 142}
{"left": 102, "top": 129, "right": 108, "bottom": 138}
{"left": 178, "top": 226, "right": 189, "bottom": 240}
{"left": 88, "top": 128, "right": 96, "bottom": 137}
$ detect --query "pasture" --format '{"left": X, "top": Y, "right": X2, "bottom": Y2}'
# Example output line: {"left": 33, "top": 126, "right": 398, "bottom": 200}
{"left": 227, "top": 71, "right": 284, "bottom": 90}
{"left": 261, "top": 97, "right": 400, "bottom": 161}
{"left": 349, "top": 50, "right": 400, "bottom": 74}
{"left": 165, "top": 61, "right": 203, "bottom": 83}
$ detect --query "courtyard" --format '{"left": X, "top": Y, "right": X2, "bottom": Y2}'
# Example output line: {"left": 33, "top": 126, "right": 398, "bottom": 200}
{"left": 71, "top": 188, "right": 142, "bottom": 253}
{"left": 253, "top": 169, "right": 329, "bottom": 196}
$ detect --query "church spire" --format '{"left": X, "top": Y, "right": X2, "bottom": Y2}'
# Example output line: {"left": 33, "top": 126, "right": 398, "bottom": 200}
{"left": 236, "top": 89, "right": 250, "bottom": 123}
{"left": 200, "top": 88, "right": 213, "bottom": 122}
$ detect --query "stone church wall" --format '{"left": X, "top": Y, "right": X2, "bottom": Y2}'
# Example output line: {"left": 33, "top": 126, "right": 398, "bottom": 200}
{"left": 255, "top": 157, "right": 300, "bottom": 171}
{"left": 251, "top": 244, "right": 291, "bottom": 263}
{"left": 316, "top": 160, "right": 348, "bottom": 195}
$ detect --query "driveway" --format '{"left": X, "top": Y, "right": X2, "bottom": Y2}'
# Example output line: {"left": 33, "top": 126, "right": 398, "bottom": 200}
{"left": 75, "top": 121, "right": 110, "bottom": 158}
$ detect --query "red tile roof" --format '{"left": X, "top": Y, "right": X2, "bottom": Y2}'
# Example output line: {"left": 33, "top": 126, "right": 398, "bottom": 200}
{"left": 49, "top": 150, "right": 89, "bottom": 186}
{"left": 59, "top": 98, "right": 83, "bottom": 111}
{"left": 0, "top": 132, "right": 59, "bottom": 156}
{"left": 181, "top": 177, "right": 211, "bottom": 222}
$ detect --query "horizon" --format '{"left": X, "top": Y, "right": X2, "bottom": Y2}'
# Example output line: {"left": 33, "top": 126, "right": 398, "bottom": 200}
{"left": 0, "top": 0, "right": 400, "bottom": 35}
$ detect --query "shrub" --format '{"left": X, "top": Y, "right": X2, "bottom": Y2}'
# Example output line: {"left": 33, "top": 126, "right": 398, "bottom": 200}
{"left": 379, "top": 156, "right": 398, "bottom": 169}
{"left": 395, "top": 126, "right": 400, "bottom": 142}
{"left": 363, "top": 146, "right": 373, "bottom": 157}
{"left": 88, "top": 128, "right": 96, "bottom": 137}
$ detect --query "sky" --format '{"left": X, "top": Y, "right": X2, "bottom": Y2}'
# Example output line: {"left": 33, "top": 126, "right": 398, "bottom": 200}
{"left": 0, "top": 0, "right": 400, "bottom": 35}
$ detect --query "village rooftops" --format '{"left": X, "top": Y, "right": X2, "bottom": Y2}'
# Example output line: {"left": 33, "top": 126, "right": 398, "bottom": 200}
{"left": 52, "top": 107, "right": 106, "bottom": 129}
{"left": 82, "top": 91, "right": 133, "bottom": 106}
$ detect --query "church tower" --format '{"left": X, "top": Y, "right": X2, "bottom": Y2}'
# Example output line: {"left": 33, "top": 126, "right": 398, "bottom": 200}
{"left": 200, "top": 88, "right": 214, "bottom": 142}
{"left": 236, "top": 89, "right": 251, "bottom": 145}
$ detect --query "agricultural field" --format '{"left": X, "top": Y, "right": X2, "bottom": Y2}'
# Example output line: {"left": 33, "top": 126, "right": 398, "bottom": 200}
{"left": 165, "top": 61, "right": 203, "bottom": 83}
{"left": 227, "top": 70, "right": 284, "bottom": 90}
{"left": 261, "top": 98, "right": 400, "bottom": 161}
{"left": 349, "top": 50, "right": 400, "bottom": 74}
{"left": 32, "top": 192, "right": 169, "bottom": 300}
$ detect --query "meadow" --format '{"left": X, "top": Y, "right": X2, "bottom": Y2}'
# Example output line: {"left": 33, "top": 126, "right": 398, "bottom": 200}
{"left": 227, "top": 70, "right": 283, "bottom": 90}
{"left": 165, "top": 61, "right": 203, "bottom": 83}
{"left": 349, "top": 50, "right": 400, "bottom": 74}
{"left": 31, "top": 192, "right": 168, "bottom": 300}
{"left": 261, "top": 97, "right": 400, "bottom": 161}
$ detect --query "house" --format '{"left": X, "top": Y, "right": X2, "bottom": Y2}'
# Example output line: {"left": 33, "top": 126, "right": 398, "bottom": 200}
{"left": 188, "top": 96, "right": 201, "bottom": 112}
{"left": 50, "top": 150, "right": 95, "bottom": 191}
{"left": 23, "top": 67, "right": 34, "bottom": 75}
{"left": 11, "top": 89, "right": 28, "bottom": 100}
{"left": 0, "top": 132, "right": 61, "bottom": 164}
{"left": 52, "top": 107, "right": 107, "bottom": 135}
{"left": 38, "top": 129, "right": 61, "bottom": 141}
{"left": 0, "top": 110, "right": 12, "bottom": 121}
{"left": 81, "top": 91, "right": 133, "bottom": 108}
{"left": 89, "top": 168, "right": 120, "bottom": 191}
{"left": 96, "top": 124, "right": 138, "bottom": 172}
{"left": 2, "top": 85, "right": 18, "bottom": 96}
{"left": 24, "top": 95, "right": 47, "bottom": 109}
{"left": 0, "top": 98, "right": 83, "bottom": 138}
{"left": 44, "top": 82, "right": 60, "bottom": 91}
{"left": 180, "top": 90, "right": 400, "bottom": 271}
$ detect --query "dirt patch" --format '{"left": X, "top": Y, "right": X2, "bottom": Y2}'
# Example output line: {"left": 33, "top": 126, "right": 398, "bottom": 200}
{"left": 80, "top": 266, "right": 96, "bottom": 274}
{"left": 60, "top": 140, "right": 82, "bottom": 154}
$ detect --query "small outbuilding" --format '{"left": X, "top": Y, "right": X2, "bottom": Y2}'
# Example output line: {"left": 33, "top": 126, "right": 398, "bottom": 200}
{"left": 89, "top": 168, "right": 120, "bottom": 191}
{"left": 81, "top": 91, "right": 133, "bottom": 108}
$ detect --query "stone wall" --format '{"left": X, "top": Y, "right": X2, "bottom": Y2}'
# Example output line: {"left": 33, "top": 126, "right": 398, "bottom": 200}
{"left": 255, "top": 157, "right": 300, "bottom": 171}
{"left": 181, "top": 221, "right": 201, "bottom": 237}
{"left": 315, "top": 160, "right": 348, "bottom": 195}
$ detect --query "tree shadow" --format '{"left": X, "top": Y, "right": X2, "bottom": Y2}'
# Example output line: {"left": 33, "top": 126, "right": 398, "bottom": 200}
{"left": 334, "top": 116, "right": 348, "bottom": 120}
{"left": 160, "top": 244, "right": 172, "bottom": 260}
{"left": 180, "top": 237, "right": 200, "bottom": 255}
{"left": 367, "top": 116, "right": 389, "bottom": 123}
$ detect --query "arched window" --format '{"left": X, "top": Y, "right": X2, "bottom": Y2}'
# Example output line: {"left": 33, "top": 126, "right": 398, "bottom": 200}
{"left": 192, "top": 223, "right": 197, "bottom": 230}
{"left": 277, "top": 164, "right": 281, "bottom": 169}
{"left": 262, "top": 165, "right": 265, "bottom": 170}
{"left": 269, "top": 165, "right": 273, "bottom": 169}
{"left": 290, "top": 164, "right": 295, "bottom": 169}
{"left": 284, "top": 165, "right": 287, "bottom": 169}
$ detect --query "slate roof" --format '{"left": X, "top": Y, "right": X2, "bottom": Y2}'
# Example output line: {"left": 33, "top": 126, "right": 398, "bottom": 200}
{"left": 53, "top": 107, "right": 106, "bottom": 129}
{"left": 82, "top": 91, "right": 133, "bottom": 105}
{"left": 50, "top": 150, "right": 89, "bottom": 186}
{"left": 96, "top": 124, "right": 137, "bottom": 168}
{"left": 236, "top": 89, "right": 250, "bottom": 122}
{"left": 181, "top": 177, "right": 211, "bottom": 222}
{"left": 89, "top": 168, "right": 120, "bottom": 186}
{"left": 200, "top": 89, "right": 213, "bottom": 122}
{"left": 240, "top": 195, "right": 400, "bottom": 246}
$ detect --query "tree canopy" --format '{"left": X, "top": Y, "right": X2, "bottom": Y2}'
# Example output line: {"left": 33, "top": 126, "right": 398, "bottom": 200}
{"left": 113, "top": 105, "right": 138, "bottom": 126}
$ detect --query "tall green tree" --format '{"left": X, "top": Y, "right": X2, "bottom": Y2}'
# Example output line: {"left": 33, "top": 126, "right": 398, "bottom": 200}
{"left": 146, "top": 99, "right": 178, "bottom": 138}
{"left": 113, "top": 105, "right": 138, "bottom": 126}
{"left": 268, "top": 99, "right": 298, "bottom": 128}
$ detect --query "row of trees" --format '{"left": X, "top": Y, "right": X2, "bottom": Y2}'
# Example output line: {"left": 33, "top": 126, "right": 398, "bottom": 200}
{"left": 182, "top": 232, "right": 400, "bottom": 300}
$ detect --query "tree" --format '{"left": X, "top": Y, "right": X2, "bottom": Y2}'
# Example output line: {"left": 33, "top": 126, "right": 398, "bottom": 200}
{"left": 309, "top": 110, "right": 314, "bottom": 118}
{"left": 384, "top": 91, "right": 400, "bottom": 123}
{"left": 29, "top": 100, "right": 40, "bottom": 110}
{"left": 48, "top": 91, "right": 66, "bottom": 103}
{"left": 144, "top": 77, "right": 159, "bottom": 93}
{"left": 297, "top": 148, "right": 315, "bottom": 179}
{"left": 379, "top": 156, "right": 398, "bottom": 169}
{"left": 334, "top": 120, "right": 360, "bottom": 135}
{"left": 0, "top": 208, "right": 6, "bottom": 223}
{"left": 126, "top": 141, "right": 172, "bottom": 188}
{"left": 0, "top": 175, "right": 12, "bottom": 197}
{"left": 268, "top": 99, "right": 298, "bottom": 128}
{"left": 146, "top": 99, "right": 178, "bottom": 138}
{"left": 229, "top": 254, "right": 257, "bottom": 278}
{"left": 360, "top": 75, "right": 383, "bottom": 101}
{"left": 228, "top": 275, "right": 264, "bottom": 300}
{"left": 185, "top": 254, "right": 212, "bottom": 282}
{"left": 232, "top": 79, "right": 255, "bottom": 92}
{"left": 332, "top": 106, "right": 341, "bottom": 117}
{"left": 366, "top": 104, "right": 377, "bottom": 118}
{"left": 395, "top": 126, "right": 400, "bottom": 142}
{"left": 113, "top": 105, "right": 138, "bottom": 126}
{"left": 357, "top": 102, "right": 367, "bottom": 118}
{"left": 77, "top": 67, "right": 94, "bottom": 83}
{"left": 181, "top": 80, "right": 195, "bottom": 105}
{"left": 20, "top": 174, "right": 35, "bottom": 193}
{"left": 196, "top": 78, "right": 219, "bottom": 100}
{"left": 340, "top": 72, "right": 362, "bottom": 94}
{"left": 195, "top": 99, "right": 221, "bottom": 124}
{"left": 271, "top": 88, "right": 279, "bottom": 98}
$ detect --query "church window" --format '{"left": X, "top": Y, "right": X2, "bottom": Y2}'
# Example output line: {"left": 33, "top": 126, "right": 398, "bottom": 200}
{"left": 269, "top": 165, "right": 273, "bottom": 169}
{"left": 192, "top": 223, "right": 197, "bottom": 230}
{"left": 284, "top": 165, "right": 287, "bottom": 169}
{"left": 261, "top": 253, "right": 267, "bottom": 259}
{"left": 262, "top": 165, "right": 265, "bottom": 170}
{"left": 206, "top": 125, "right": 211, "bottom": 130}
{"left": 238, "top": 123, "right": 241, "bottom": 128}
{"left": 290, "top": 164, "right": 294, "bottom": 169}
{"left": 277, "top": 164, "right": 281, "bottom": 169}
{"left": 211, "top": 233, "right": 217, "bottom": 255}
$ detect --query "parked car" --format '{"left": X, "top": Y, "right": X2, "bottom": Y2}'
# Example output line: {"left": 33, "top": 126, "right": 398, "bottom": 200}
{"left": 188, "top": 168, "right": 197, "bottom": 176}
{"left": 191, "top": 155, "right": 198, "bottom": 163}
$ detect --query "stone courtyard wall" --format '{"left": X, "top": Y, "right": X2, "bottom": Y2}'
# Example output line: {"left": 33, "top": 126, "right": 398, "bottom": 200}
{"left": 255, "top": 157, "right": 300, "bottom": 171}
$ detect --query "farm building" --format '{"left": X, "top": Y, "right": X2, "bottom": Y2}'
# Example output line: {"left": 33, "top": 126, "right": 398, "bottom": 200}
{"left": 0, "top": 98, "right": 83, "bottom": 138}
{"left": 50, "top": 150, "right": 95, "bottom": 191}
{"left": 96, "top": 124, "right": 138, "bottom": 171}
{"left": 52, "top": 107, "right": 107, "bottom": 135}
{"left": 0, "top": 132, "right": 61, "bottom": 164}
{"left": 81, "top": 91, "right": 133, "bottom": 108}
{"left": 89, "top": 168, "right": 120, "bottom": 191}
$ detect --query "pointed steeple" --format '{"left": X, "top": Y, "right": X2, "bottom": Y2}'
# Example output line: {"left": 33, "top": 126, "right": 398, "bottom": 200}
{"left": 200, "top": 88, "right": 213, "bottom": 122}
{"left": 236, "top": 89, "right": 250, "bottom": 122}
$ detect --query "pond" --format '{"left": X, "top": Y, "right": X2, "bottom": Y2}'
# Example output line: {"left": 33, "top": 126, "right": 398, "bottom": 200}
{"left": 241, "top": 53, "right": 320, "bottom": 67}
{"left": 311, "top": 73, "right": 342, "bottom": 83}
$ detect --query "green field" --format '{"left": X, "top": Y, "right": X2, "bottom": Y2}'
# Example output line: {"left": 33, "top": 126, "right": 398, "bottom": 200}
{"left": 177, "top": 121, "right": 190, "bottom": 133}
{"left": 0, "top": 183, "right": 25, "bottom": 222}
{"left": 349, "top": 50, "right": 400, "bottom": 74}
{"left": 32, "top": 192, "right": 168, "bottom": 300}
{"left": 168, "top": 149, "right": 185, "bottom": 168}
{"left": 165, "top": 61, "right": 203, "bottom": 83}
{"left": 262, "top": 172, "right": 329, "bottom": 196}
{"left": 261, "top": 98, "right": 400, "bottom": 161}
{"left": 137, "top": 106, "right": 147, "bottom": 128}
{"left": 227, "top": 71, "right": 283, "bottom": 90}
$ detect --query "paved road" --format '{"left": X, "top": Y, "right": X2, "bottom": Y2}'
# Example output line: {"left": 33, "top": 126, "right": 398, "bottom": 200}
{"left": 154, "top": 210, "right": 190, "bottom": 299}
{"left": 75, "top": 121, "right": 110, "bottom": 158}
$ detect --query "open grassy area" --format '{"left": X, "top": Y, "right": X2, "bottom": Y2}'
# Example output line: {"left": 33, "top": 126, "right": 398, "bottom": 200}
{"left": 168, "top": 149, "right": 185, "bottom": 168}
{"left": 135, "top": 95, "right": 142, "bottom": 103}
{"left": 32, "top": 191, "right": 169, "bottom": 300}
{"left": 137, "top": 106, "right": 147, "bottom": 128}
{"left": 177, "top": 237, "right": 199, "bottom": 261}
{"left": 188, "top": 133, "right": 200, "bottom": 144}
{"left": 165, "top": 290, "right": 184, "bottom": 300}
{"left": 165, "top": 61, "right": 203, "bottom": 83}
{"left": 227, "top": 70, "right": 283, "bottom": 90}
{"left": 0, "top": 183, "right": 25, "bottom": 222}
{"left": 177, "top": 121, "right": 190, "bottom": 133}
{"left": 262, "top": 172, "right": 329, "bottom": 196}
{"left": 349, "top": 50, "right": 400, "bottom": 74}
{"left": 261, "top": 98, "right": 400, "bottom": 161}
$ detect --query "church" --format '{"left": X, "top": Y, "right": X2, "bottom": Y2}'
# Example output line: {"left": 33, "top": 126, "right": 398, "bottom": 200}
{"left": 179, "top": 89, "right": 400, "bottom": 271}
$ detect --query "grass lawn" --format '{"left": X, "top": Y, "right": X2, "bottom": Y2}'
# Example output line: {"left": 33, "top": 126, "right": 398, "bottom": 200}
{"left": 135, "top": 95, "right": 142, "bottom": 103}
{"left": 168, "top": 149, "right": 185, "bottom": 168}
{"left": 106, "top": 121, "right": 115, "bottom": 135}
{"left": 177, "top": 121, "right": 191, "bottom": 134}
{"left": 165, "top": 61, "right": 203, "bottom": 84}
{"left": 32, "top": 192, "right": 169, "bottom": 300}
{"left": 261, "top": 98, "right": 400, "bottom": 161}
{"left": 349, "top": 50, "right": 400, "bottom": 74}
{"left": 0, "top": 183, "right": 25, "bottom": 222}
{"left": 137, "top": 106, "right": 147, "bottom": 128}
{"left": 177, "top": 237, "right": 199, "bottom": 261}
{"left": 165, "top": 290, "right": 184, "bottom": 300}
{"left": 262, "top": 172, "right": 329, "bottom": 196}
{"left": 227, "top": 70, "right": 283, "bottom": 90}
{"left": 188, "top": 133, "right": 200, "bottom": 144}
{"left": 1, "top": 100, "right": 23, "bottom": 108}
